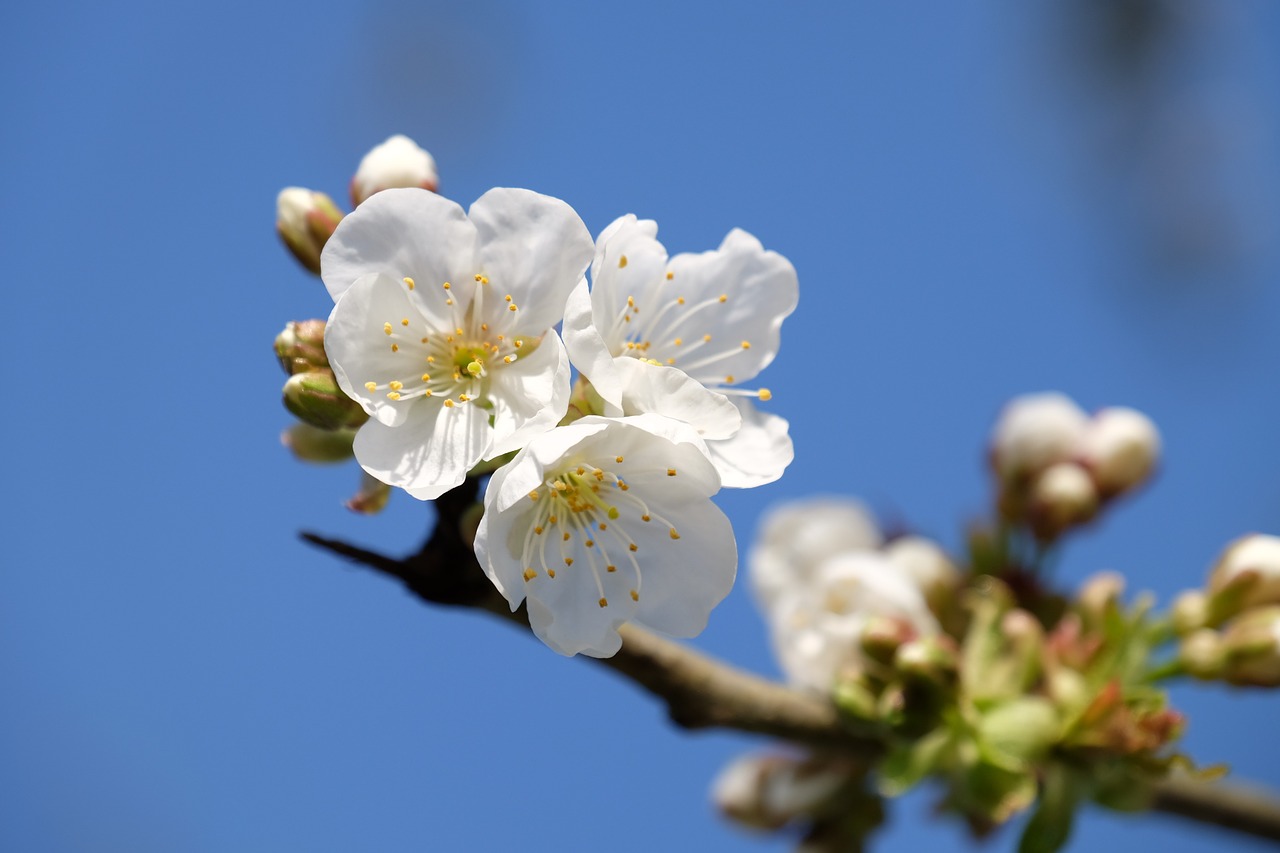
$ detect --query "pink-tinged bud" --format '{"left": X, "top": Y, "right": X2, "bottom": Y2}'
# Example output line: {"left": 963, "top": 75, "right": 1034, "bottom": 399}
{"left": 712, "top": 754, "right": 849, "bottom": 830}
{"left": 274, "top": 319, "right": 329, "bottom": 375}
{"left": 346, "top": 472, "right": 391, "bottom": 515}
{"left": 280, "top": 423, "right": 355, "bottom": 464}
{"left": 1079, "top": 407, "right": 1161, "bottom": 497}
{"left": 276, "top": 187, "right": 343, "bottom": 275}
{"left": 990, "top": 392, "right": 1088, "bottom": 482}
{"left": 1028, "top": 462, "right": 1098, "bottom": 539}
{"left": 350, "top": 134, "right": 439, "bottom": 206}
{"left": 1220, "top": 607, "right": 1280, "bottom": 687}
{"left": 1179, "top": 628, "right": 1226, "bottom": 680}
{"left": 1207, "top": 534, "right": 1280, "bottom": 620}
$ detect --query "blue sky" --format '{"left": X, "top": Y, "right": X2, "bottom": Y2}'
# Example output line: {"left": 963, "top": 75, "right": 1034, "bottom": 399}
{"left": 4, "top": 1, "right": 1280, "bottom": 850}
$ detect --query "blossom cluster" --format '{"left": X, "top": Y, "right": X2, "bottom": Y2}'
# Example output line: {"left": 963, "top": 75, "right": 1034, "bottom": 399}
{"left": 275, "top": 135, "right": 798, "bottom": 657}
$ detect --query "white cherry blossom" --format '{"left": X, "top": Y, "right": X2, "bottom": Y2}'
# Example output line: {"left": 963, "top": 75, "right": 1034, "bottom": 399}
{"left": 475, "top": 415, "right": 736, "bottom": 657}
{"left": 322, "top": 187, "right": 593, "bottom": 499}
{"left": 563, "top": 215, "right": 798, "bottom": 487}
{"left": 350, "top": 134, "right": 439, "bottom": 206}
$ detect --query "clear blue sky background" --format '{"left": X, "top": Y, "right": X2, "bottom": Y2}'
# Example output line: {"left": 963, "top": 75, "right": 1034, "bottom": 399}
{"left": 3, "top": 2, "right": 1280, "bottom": 851}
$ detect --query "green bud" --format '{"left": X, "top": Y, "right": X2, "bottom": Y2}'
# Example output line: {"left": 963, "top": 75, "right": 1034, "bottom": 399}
{"left": 277, "top": 187, "right": 343, "bottom": 275}
{"left": 895, "top": 636, "right": 958, "bottom": 687}
{"left": 283, "top": 370, "right": 368, "bottom": 430}
{"left": 275, "top": 319, "right": 329, "bottom": 375}
{"left": 1221, "top": 606, "right": 1280, "bottom": 686}
{"left": 832, "top": 679, "right": 879, "bottom": 722}
{"left": 281, "top": 423, "right": 355, "bottom": 464}
{"left": 346, "top": 472, "right": 391, "bottom": 514}
{"left": 977, "top": 697, "right": 1061, "bottom": 772}
{"left": 1179, "top": 628, "right": 1226, "bottom": 680}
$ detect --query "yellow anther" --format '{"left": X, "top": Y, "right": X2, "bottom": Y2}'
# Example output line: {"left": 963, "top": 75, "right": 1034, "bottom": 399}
{"left": 424, "top": 390, "right": 433, "bottom": 397}
{"left": 630, "top": 589, "right": 639, "bottom": 601}
{"left": 599, "top": 523, "right": 608, "bottom": 531}
{"left": 388, "top": 380, "right": 403, "bottom": 391}
{"left": 719, "top": 294, "right": 728, "bottom": 303}
{"left": 677, "top": 297, "right": 685, "bottom": 305}
{"left": 401, "top": 318, "right": 410, "bottom": 327}
{"left": 666, "top": 271, "right": 674, "bottom": 280}
{"left": 619, "top": 255, "right": 628, "bottom": 269}
{"left": 607, "top": 565, "right": 617, "bottom": 573}
{"left": 741, "top": 340, "right": 751, "bottom": 349}
{"left": 514, "top": 339, "right": 524, "bottom": 349}
{"left": 618, "top": 483, "right": 630, "bottom": 492}
{"left": 427, "top": 356, "right": 436, "bottom": 363}
{"left": 562, "top": 532, "right": 571, "bottom": 542}
{"left": 667, "top": 468, "right": 677, "bottom": 477}
{"left": 549, "top": 514, "right": 557, "bottom": 524}
{"left": 390, "top": 344, "right": 399, "bottom": 352}
{"left": 593, "top": 469, "right": 605, "bottom": 481}
{"left": 615, "top": 455, "right": 624, "bottom": 463}
{"left": 444, "top": 399, "right": 455, "bottom": 408}
{"left": 420, "top": 337, "right": 430, "bottom": 344}
{"left": 703, "top": 334, "right": 712, "bottom": 342}
{"left": 446, "top": 298, "right": 454, "bottom": 306}
{"left": 474, "top": 274, "right": 483, "bottom": 282}
{"left": 503, "top": 356, "right": 514, "bottom": 364}
{"left": 759, "top": 388, "right": 773, "bottom": 401}
{"left": 383, "top": 322, "right": 393, "bottom": 335}
{"left": 548, "top": 569, "right": 557, "bottom": 579}
{"left": 387, "top": 391, "right": 401, "bottom": 400}
{"left": 669, "top": 528, "right": 680, "bottom": 540}
{"left": 598, "top": 597, "right": 608, "bottom": 608}
{"left": 629, "top": 543, "right": 638, "bottom": 552}
{"left": 421, "top": 373, "right": 431, "bottom": 382}
{"left": 725, "top": 374, "right": 735, "bottom": 383}
{"left": 481, "top": 323, "right": 489, "bottom": 331}
{"left": 627, "top": 295, "right": 636, "bottom": 307}
{"left": 504, "top": 294, "right": 513, "bottom": 302}
{"left": 481, "top": 276, "right": 489, "bottom": 284}
{"left": 641, "top": 514, "right": 651, "bottom": 522}
{"left": 666, "top": 358, "right": 675, "bottom": 365}
{"left": 403, "top": 276, "right": 415, "bottom": 290}
{"left": 508, "top": 304, "right": 517, "bottom": 312}
{"left": 584, "top": 539, "right": 594, "bottom": 547}
{"left": 674, "top": 338, "right": 683, "bottom": 346}
{"left": 443, "top": 282, "right": 451, "bottom": 290}
{"left": 364, "top": 381, "right": 377, "bottom": 392}
{"left": 565, "top": 557, "right": 574, "bottom": 566}
{"left": 458, "top": 394, "right": 469, "bottom": 403}
{"left": 455, "top": 327, "right": 464, "bottom": 336}
{"left": 528, "top": 490, "right": 540, "bottom": 501}
{"left": 523, "top": 569, "right": 537, "bottom": 582}
{"left": 534, "top": 526, "right": 544, "bottom": 535}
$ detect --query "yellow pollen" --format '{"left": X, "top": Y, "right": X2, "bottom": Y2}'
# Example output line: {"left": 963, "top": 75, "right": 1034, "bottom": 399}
{"left": 703, "top": 334, "right": 712, "bottom": 342}
{"left": 562, "top": 532, "right": 570, "bottom": 542}
{"left": 444, "top": 400, "right": 455, "bottom": 408}
{"left": 627, "top": 296, "right": 636, "bottom": 307}
{"left": 677, "top": 297, "right": 685, "bottom": 305}
{"left": 549, "top": 515, "right": 558, "bottom": 524}
{"left": 508, "top": 304, "right": 517, "bottom": 312}
{"left": 455, "top": 327, "right": 464, "bottom": 336}
{"left": 607, "top": 565, "right": 617, "bottom": 573}
{"left": 619, "top": 255, "right": 628, "bottom": 268}
{"left": 548, "top": 569, "right": 557, "bottom": 578}
{"left": 401, "top": 318, "right": 409, "bottom": 326}
{"left": 619, "top": 483, "right": 630, "bottom": 492}
{"left": 615, "top": 455, "right": 624, "bottom": 463}
{"left": 388, "top": 380, "right": 403, "bottom": 391}
{"left": 719, "top": 294, "right": 728, "bottom": 302}
{"left": 565, "top": 557, "right": 574, "bottom": 566}
{"left": 599, "top": 523, "right": 608, "bottom": 531}
{"left": 446, "top": 298, "right": 454, "bottom": 306}
{"left": 629, "top": 543, "right": 638, "bottom": 552}
{"left": 666, "top": 271, "right": 674, "bottom": 280}
{"left": 364, "top": 381, "right": 377, "bottom": 391}
{"left": 481, "top": 276, "right": 489, "bottom": 284}
{"left": 383, "top": 322, "right": 393, "bottom": 335}
{"left": 515, "top": 339, "right": 524, "bottom": 348}
{"left": 403, "top": 276, "right": 415, "bottom": 290}
{"left": 576, "top": 466, "right": 586, "bottom": 475}
{"left": 528, "top": 490, "right": 540, "bottom": 501}
{"left": 666, "top": 358, "right": 675, "bottom": 365}
{"left": 475, "top": 274, "right": 483, "bottom": 282}
{"left": 593, "top": 469, "right": 605, "bottom": 481}
{"left": 504, "top": 294, "right": 513, "bottom": 302}
{"left": 420, "top": 337, "right": 430, "bottom": 344}
{"left": 458, "top": 394, "right": 469, "bottom": 402}
{"left": 641, "top": 514, "right": 651, "bottom": 522}
{"left": 669, "top": 528, "right": 680, "bottom": 540}
{"left": 534, "top": 526, "right": 544, "bottom": 535}
{"left": 387, "top": 391, "right": 401, "bottom": 400}
{"left": 390, "top": 344, "right": 399, "bottom": 352}
{"left": 667, "top": 468, "right": 677, "bottom": 477}
{"left": 421, "top": 373, "right": 431, "bottom": 382}
{"left": 424, "top": 390, "right": 433, "bottom": 397}
{"left": 741, "top": 340, "right": 751, "bottom": 349}
{"left": 523, "top": 569, "right": 536, "bottom": 581}
{"left": 759, "top": 388, "right": 773, "bottom": 401}
{"left": 584, "top": 539, "right": 594, "bottom": 547}
{"left": 598, "top": 597, "right": 608, "bottom": 608}
{"left": 481, "top": 323, "right": 489, "bottom": 331}
{"left": 674, "top": 338, "right": 683, "bottom": 346}
{"left": 630, "top": 590, "right": 639, "bottom": 601}
{"left": 503, "top": 356, "right": 514, "bottom": 364}
{"left": 725, "top": 374, "right": 735, "bottom": 383}
{"left": 443, "top": 282, "right": 451, "bottom": 290}
{"left": 427, "top": 356, "right": 436, "bottom": 363}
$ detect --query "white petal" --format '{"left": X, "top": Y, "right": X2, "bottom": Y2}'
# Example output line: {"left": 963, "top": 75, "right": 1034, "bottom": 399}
{"left": 704, "top": 398, "right": 794, "bottom": 488}
{"left": 632, "top": 498, "right": 737, "bottom": 637}
{"left": 490, "top": 420, "right": 614, "bottom": 513}
{"left": 613, "top": 358, "right": 742, "bottom": 440}
{"left": 352, "top": 395, "right": 490, "bottom": 500}
{"left": 562, "top": 278, "right": 625, "bottom": 409}
{"left": 486, "top": 332, "right": 572, "bottom": 458}
{"left": 470, "top": 188, "right": 593, "bottom": 335}
{"left": 325, "top": 272, "right": 430, "bottom": 428}
{"left": 654, "top": 228, "right": 798, "bottom": 387}
{"left": 526, "top": 594, "right": 626, "bottom": 658}
{"left": 321, "top": 188, "right": 477, "bottom": 303}
{"left": 473, "top": 461, "right": 530, "bottom": 609}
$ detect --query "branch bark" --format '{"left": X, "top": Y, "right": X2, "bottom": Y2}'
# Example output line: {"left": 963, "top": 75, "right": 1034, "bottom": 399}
{"left": 301, "top": 489, "right": 1280, "bottom": 846}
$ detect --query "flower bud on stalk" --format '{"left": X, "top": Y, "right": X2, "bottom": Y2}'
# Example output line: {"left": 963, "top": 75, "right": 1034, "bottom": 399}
{"left": 1078, "top": 407, "right": 1161, "bottom": 498}
{"left": 283, "top": 370, "right": 368, "bottom": 431}
{"left": 275, "top": 319, "right": 329, "bottom": 375}
{"left": 346, "top": 472, "right": 392, "bottom": 515}
{"left": 712, "top": 754, "right": 850, "bottom": 830}
{"left": 1028, "top": 462, "right": 1098, "bottom": 540}
{"left": 280, "top": 422, "right": 355, "bottom": 464}
{"left": 1179, "top": 628, "right": 1226, "bottom": 680}
{"left": 990, "top": 392, "right": 1089, "bottom": 483}
{"left": 1206, "top": 534, "right": 1280, "bottom": 623}
{"left": 276, "top": 187, "right": 343, "bottom": 274}
{"left": 349, "top": 134, "right": 439, "bottom": 206}
{"left": 1220, "top": 606, "right": 1280, "bottom": 687}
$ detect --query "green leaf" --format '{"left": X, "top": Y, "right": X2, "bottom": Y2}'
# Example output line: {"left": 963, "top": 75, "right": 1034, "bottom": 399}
{"left": 1018, "top": 764, "right": 1083, "bottom": 853}
{"left": 878, "top": 727, "right": 952, "bottom": 797}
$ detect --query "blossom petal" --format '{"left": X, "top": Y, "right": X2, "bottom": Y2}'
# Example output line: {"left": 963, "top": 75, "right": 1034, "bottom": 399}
{"left": 485, "top": 332, "right": 572, "bottom": 458}
{"left": 474, "top": 461, "right": 534, "bottom": 608}
{"left": 470, "top": 188, "right": 593, "bottom": 336}
{"left": 613, "top": 358, "right": 742, "bottom": 440}
{"left": 321, "top": 188, "right": 478, "bottom": 303}
{"left": 325, "top": 272, "right": 430, "bottom": 428}
{"left": 562, "top": 278, "right": 625, "bottom": 409}
{"left": 704, "top": 397, "right": 794, "bottom": 488}
{"left": 632, "top": 497, "right": 737, "bottom": 637}
{"left": 352, "top": 395, "right": 489, "bottom": 500}
{"left": 655, "top": 228, "right": 798, "bottom": 387}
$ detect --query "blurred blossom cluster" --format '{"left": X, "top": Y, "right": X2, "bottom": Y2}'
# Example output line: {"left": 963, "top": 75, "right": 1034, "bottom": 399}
{"left": 713, "top": 392, "right": 1276, "bottom": 852}
{"left": 273, "top": 135, "right": 795, "bottom": 657}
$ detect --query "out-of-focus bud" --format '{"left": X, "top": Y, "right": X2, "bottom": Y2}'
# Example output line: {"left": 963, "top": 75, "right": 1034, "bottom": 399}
{"left": 277, "top": 187, "right": 343, "bottom": 274}
{"left": 895, "top": 635, "right": 958, "bottom": 687}
{"left": 1029, "top": 462, "right": 1098, "bottom": 539}
{"left": 1077, "top": 571, "right": 1125, "bottom": 627}
{"left": 346, "top": 472, "right": 392, "bottom": 515}
{"left": 1079, "top": 407, "right": 1161, "bottom": 497}
{"left": 1206, "top": 534, "right": 1280, "bottom": 623}
{"left": 350, "top": 134, "right": 439, "bottom": 207}
{"left": 283, "top": 370, "right": 369, "bottom": 431}
{"left": 281, "top": 423, "right": 355, "bottom": 464}
{"left": 860, "top": 615, "right": 916, "bottom": 666}
{"left": 990, "top": 392, "right": 1088, "bottom": 482}
{"left": 1179, "top": 628, "right": 1226, "bottom": 680}
{"left": 1220, "top": 606, "right": 1280, "bottom": 687}
{"left": 884, "top": 536, "right": 961, "bottom": 595}
{"left": 712, "top": 754, "right": 848, "bottom": 831}
{"left": 977, "top": 697, "right": 1061, "bottom": 771}
{"left": 1172, "top": 590, "right": 1209, "bottom": 635}
{"left": 275, "top": 319, "right": 329, "bottom": 375}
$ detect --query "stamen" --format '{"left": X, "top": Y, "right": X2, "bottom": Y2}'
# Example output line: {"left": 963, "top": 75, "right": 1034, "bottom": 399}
{"left": 403, "top": 276, "right": 415, "bottom": 290}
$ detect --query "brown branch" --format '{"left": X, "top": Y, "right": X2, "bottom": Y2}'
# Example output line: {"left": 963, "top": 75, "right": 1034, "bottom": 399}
{"left": 301, "top": 487, "right": 1280, "bottom": 846}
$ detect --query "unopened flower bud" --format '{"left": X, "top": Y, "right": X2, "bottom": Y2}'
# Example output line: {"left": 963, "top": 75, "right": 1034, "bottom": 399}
{"left": 346, "top": 472, "right": 392, "bottom": 515}
{"left": 276, "top": 187, "right": 343, "bottom": 274}
{"left": 283, "top": 370, "right": 368, "bottom": 431}
{"left": 1029, "top": 462, "right": 1098, "bottom": 539}
{"left": 350, "top": 134, "right": 439, "bottom": 206}
{"left": 274, "top": 319, "right": 329, "bottom": 375}
{"left": 280, "top": 423, "right": 355, "bottom": 464}
{"left": 1077, "top": 571, "right": 1125, "bottom": 625}
{"left": 712, "top": 755, "right": 847, "bottom": 830}
{"left": 884, "top": 536, "right": 960, "bottom": 595}
{"left": 977, "top": 697, "right": 1061, "bottom": 770}
{"left": 860, "top": 615, "right": 915, "bottom": 665}
{"left": 1220, "top": 607, "right": 1280, "bottom": 687}
{"left": 894, "top": 635, "right": 958, "bottom": 686}
{"left": 990, "top": 392, "right": 1088, "bottom": 481}
{"left": 1172, "top": 590, "right": 1209, "bottom": 635}
{"left": 1179, "top": 628, "right": 1226, "bottom": 680}
{"left": 1207, "top": 534, "right": 1280, "bottom": 621}
{"left": 1079, "top": 407, "right": 1161, "bottom": 497}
